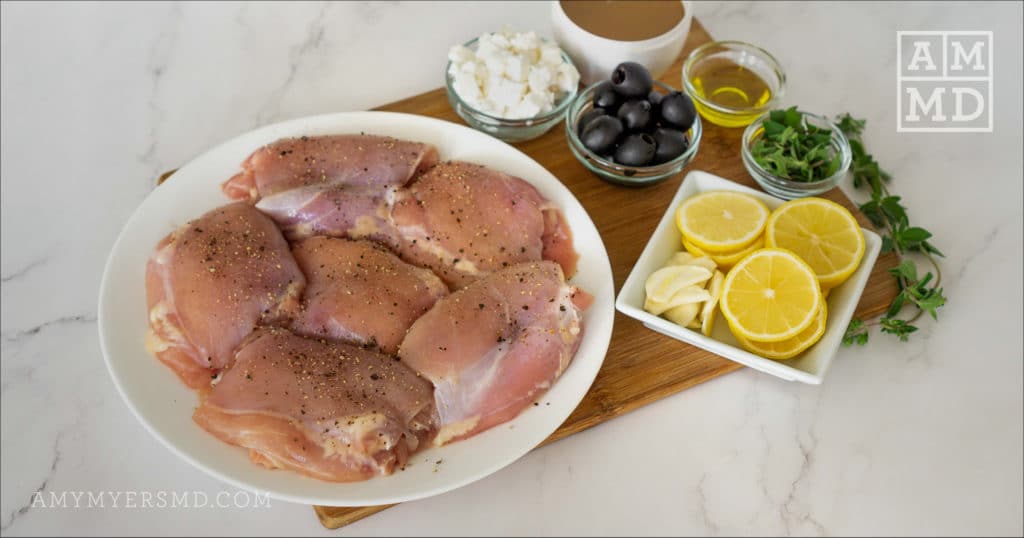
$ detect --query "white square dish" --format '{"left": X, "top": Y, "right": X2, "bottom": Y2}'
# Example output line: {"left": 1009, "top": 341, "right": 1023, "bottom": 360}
{"left": 615, "top": 170, "right": 882, "bottom": 384}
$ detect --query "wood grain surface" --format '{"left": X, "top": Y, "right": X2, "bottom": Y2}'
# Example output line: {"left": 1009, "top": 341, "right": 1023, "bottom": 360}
{"left": 304, "top": 19, "right": 898, "bottom": 529}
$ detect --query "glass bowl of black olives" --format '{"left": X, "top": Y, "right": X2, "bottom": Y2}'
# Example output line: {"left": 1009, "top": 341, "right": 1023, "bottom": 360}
{"left": 566, "top": 62, "right": 701, "bottom": 186}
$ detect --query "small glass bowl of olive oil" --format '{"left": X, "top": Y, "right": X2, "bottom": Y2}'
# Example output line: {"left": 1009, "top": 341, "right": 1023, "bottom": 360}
{"left": 682, "top": 41, "right": 785, "bottom": 128}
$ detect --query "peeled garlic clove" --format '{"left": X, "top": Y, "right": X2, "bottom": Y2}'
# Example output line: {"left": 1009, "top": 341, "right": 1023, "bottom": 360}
{"left": 644, "top": 295, "right": 673, "bottom": 316}
{"left": 692, "top": 257, "right": 718, "bottom": 273}
{"left": 667, "top": 251, "right": 718, "bottom": 272}
{"left": 668, "top": 285, "right": 711, "bottom": 305}
{"left": 667, "top": 251, "right": 697, "bottom": 266}
{"left": 665, "top": 302, "right": 700, "bottom": 327}
{"left": 644, "top": 265, "right": 713, "bottom": 303}
{"left": 644, "top": 285, "right": 710, "bottom": 316}
{"left": 701, "top": 270, "right": 725, "bottom": 336}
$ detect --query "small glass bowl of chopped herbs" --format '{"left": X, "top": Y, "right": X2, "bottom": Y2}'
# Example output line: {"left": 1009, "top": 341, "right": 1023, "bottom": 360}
{"left": 741, "top": 107, "right": 852, "bottom": 199}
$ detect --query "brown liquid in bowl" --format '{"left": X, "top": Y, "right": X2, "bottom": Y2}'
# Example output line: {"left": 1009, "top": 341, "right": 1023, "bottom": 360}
{"left": 560, "top": 0, "right": 685, "bottom": 42}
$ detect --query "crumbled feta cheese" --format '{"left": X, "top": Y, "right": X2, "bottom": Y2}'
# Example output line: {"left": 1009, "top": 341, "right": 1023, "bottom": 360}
{"left": 510, "top": 31, "right": 541, "bottom": 54}
{"left": 511, "top": 98, "right": 542, "bottom": 120}
{"left": 488, "top": 32, "right": 512, "bottom": 50}
{"left": 448, "top": 30, "right": 579, "bottom": 119}
{"left": 527, "top": 65, "right": 554, "bottom": 95}
{"left": 539, "top": 43, "right": 564, "bottom": 67}
{"left": 556, "top": 62, "right": 581, "bottom": 93}
{"left": 489, "top": 78, "right": 528, "bottom": 112}
{"left": 448, "top": 45, "right": 475, "bottom": 65}
{"left": 452, "top": 71, "right": 482, "bottom": 102}
{"left": 503, "top": 53, "right": 530, "bottom": 83}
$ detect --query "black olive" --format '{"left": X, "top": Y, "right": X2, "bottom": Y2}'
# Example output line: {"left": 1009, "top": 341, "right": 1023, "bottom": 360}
{"left": 577, "top": 107, "right": 607, "bottom": 136}
{"left": 647, "top": 90, "right": 663, "bottom": 119}
{"left": 592, "top": 82, "right": 619, "bottom": 111}
{"left": 660, "top": 91, "right": 697, "bottom": 131}
{"left": 616, "top": 100, "right": 652, "bottom": 132}
{"left": 647, "top": 90, "right": 663, "bottom": 107}
{"left": 614, "top": 133, "right": 657, "bottom": 166}
{"left": 580, "top": 115, "right": 624, "bottom": 155}
{"left": 652, "top": 127, "right": 690, "bottom": 163}
{"left": 610, "top": 62, "right": 653, "bottom": 98}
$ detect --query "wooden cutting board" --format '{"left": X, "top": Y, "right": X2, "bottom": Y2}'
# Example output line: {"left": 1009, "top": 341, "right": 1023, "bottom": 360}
{"left": 306, "top": 19, "right": 898, "bottom": 529}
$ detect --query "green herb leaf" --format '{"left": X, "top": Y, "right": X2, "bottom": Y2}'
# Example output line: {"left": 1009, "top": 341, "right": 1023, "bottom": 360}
{"left": 888, "top": 259, "right": 918, "bottom": 282}
{"left": 900, "top": 226, "right": 932, "bottom": 244}
{"left": 880, "top": 317, "right": 918, "bottom": 342}
{"left": 859, "top": 200, "right": 886, "bottom": 228}
{"left": 880, "top": 196, "right": 908, "bottom": 227}
{"left": 886, "top": 291, "right": 907, "bottom": 318}
{"left": 881, "top": 235, "right": 895, "bottom": 254}
{"left": 842, "top": 318, "right": 869, "bottom": 346}
{"left": 763, "top": 120, "right": 786, "bottom": 137}
{"left": 922, "top": 240, "right": 946, "bottom": 257}
{"left": 783, "top": 106, "right": 802, "bottom": 128}
{"left": 835, "top": 114, "right": 866, "bottom": 138}
{"left": 916, "top": 288, "right": 946, "bottom": 319}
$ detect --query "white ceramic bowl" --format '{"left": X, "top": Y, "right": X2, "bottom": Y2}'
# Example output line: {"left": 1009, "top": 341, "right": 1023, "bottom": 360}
{"left": 98, "top": 111, "right": 615, "bottom": 506}
{"left": 615, "top": 171, "right": 881, "bottom": 384}
{"left": 551, "top": 0, "right": 693, "bottom": 85}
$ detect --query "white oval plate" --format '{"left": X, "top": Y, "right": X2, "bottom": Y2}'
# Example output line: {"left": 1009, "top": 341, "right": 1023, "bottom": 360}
{"left": 98, "top": 112, "right": 614, "bottom": 506}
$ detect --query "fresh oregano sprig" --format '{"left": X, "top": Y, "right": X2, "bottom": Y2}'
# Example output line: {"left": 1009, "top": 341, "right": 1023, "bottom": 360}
{"left": 836, "top": 114, "right": 947, "bottom": 345}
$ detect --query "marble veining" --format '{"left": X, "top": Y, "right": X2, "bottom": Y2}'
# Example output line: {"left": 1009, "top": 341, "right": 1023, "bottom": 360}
{"left": 0, "top": 257, "right": 46, "bottom": 284}
{"left": 0, "top": 434, "right": 62, "bottom": 532}
{"left": 0, "top": 1, "right": 1021, "bottom": 535}
{"left": 137, "top": 3, "right": 182, "bottom": 176}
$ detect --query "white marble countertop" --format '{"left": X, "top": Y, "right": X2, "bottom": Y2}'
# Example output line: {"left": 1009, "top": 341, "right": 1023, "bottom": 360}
{"left": 2, "top": 1, "right": 1021, "bottom": 535}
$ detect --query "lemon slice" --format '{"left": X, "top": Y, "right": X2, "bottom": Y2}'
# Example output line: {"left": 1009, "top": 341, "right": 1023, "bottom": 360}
{"left": 765, "top": 198, "right": 866, "bottom": 288}
{"left": 644, "top": 265, "right": 713, "bottom": 303}
{"left": 666, "top": 251, "right": 718, "bottom": 273}
{"left": 676, "top": 191, "right": 770, "bottom": 253}
{"left": 684, "top": 236, "right": 765, "bottom": 269}
{"left": 733, "top": 301, "right": 828, "bottom": 360}
{"left": 720, "top": 248, "right": 822, "bottom": 342}
{"left": 700, "top": 270, "right": 724, "bottom": 336}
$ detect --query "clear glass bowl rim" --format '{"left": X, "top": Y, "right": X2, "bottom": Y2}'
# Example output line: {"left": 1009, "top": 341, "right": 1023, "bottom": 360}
{"left": 681, "top": 40, "right": 787, "bottom": 116}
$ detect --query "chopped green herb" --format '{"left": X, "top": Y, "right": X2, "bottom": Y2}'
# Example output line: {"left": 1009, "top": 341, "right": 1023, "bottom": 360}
{"left": 750, "top": 106, "right": 842, "bottom": 182}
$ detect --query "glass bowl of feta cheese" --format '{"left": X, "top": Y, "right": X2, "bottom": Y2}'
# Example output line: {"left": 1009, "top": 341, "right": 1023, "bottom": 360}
{"left": 446, "top": 31, "right": 580, "bottom": 143}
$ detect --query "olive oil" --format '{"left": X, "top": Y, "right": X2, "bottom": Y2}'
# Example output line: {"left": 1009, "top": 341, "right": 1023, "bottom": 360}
{"left": 688, "top": 57, "right": 773, "bottom": 127}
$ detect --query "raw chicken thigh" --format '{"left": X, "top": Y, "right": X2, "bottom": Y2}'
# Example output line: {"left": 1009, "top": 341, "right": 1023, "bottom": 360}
{"left": 255, "top": 184, "right": 394, "bottom": 242}
{"left": 193, "top": 328, "right": 437, "bottom": 481}
{"left": 222, "top": 134, "right": 438, "bottom": 202}
{"left": 145, "top": 202, "right": 305, "bottom": 391}
{"left": 290, "top": 237, "right": 448, "bottom": 354}
{"left": 390, "top": 161, "right": 579, "bottom": 289}
{"left": 398, "top": 261, "right": 589, "bottom": 444}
